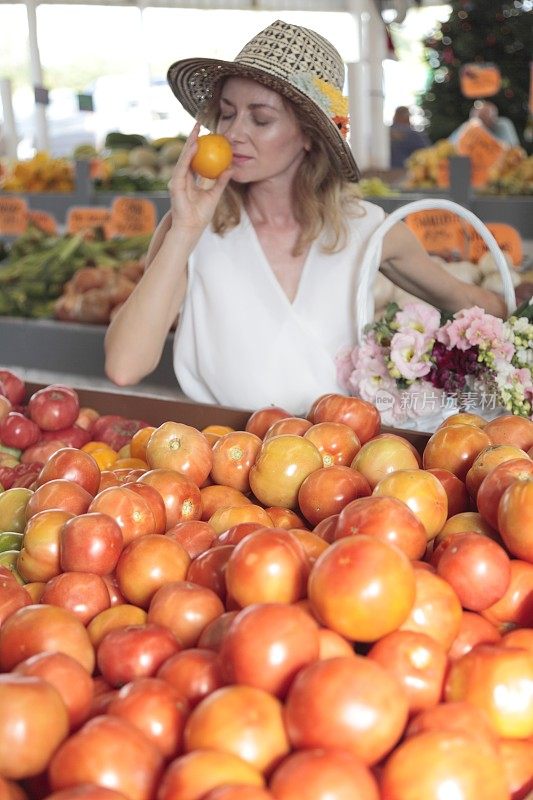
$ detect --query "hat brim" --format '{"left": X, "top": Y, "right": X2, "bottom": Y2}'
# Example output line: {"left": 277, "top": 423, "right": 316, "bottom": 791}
{"left": 167, "top": 57, "right": 360, "bottom": 182}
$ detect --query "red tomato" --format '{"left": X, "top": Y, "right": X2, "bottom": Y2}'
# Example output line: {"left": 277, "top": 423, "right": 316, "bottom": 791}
{"left": 380, "top": 730, "right": 509, "bottom": 799}
{"left": 0, "top": 370, "right": 25, "bottom": 405}
{"left": 225, "top": 529, "right": 307, "bottom": 606}
{"left": 91, "top": 415, "right": 151, "bottom": 452}
{"left": 422, "top": 424, "right": 492, "bottom": 481}
{"left": 17, "top": 509, "right": 74, "bottom": 583}
{"left": 445, "top": 644, "right": 533, "bottom": 738}
{"left": 48, "top": 715, "right": 164, "bottom": 800}
{"left": 147, "top": 581, "right": 224, "bottom": 649}
{"left": 448, "top": 610, "right": 502, "bottom": 661}
{"left": 200, "top": 484, "right": 251, "bottom": 521}
{"left": 138, "top": 469, "right": 201, "bottom": 528}
{"left": 498, "top": 476, "right": 533, "bottom": 561}
{"left": 465, "top": 445, "right": 530, "bottom": 500}
{"left": 89, "top": 486, "right": 156, "bottom": 545}
{"left": 308, "top": 535, "right": 416, "bottom": 642}
{"left": 96, "top": 623, "right": 181, "bottom": 688}
{"left": 87, "top": 605, "right": 147, "bottom": 650}
{"left": 218, "top": 602, "right": 319, "bottom": 697}
{"left": 0, "top": 603, "right": 95, "bottom": 673}
{"left": 399, "top": 567, "right": 463, "bottom": 651}
{"left": 334, "top": 496, "right": 427, "bottom": 561}
{"left": 157, "top": 648, "right": 225, "bottom": 708}
{"left": 44, "top": 787, "right": 128, "bottom": 800}
{"left": 26, "top": 478, "right": 93, "bottom": 518}
{"left": 311, "top": 394, "right": 381, "bottom": 445}
{"left": 289, "top": 529, "right": 328, "bottom": 564}
{"left": 125, "top": 482, "right": 167, "bottom": 534}
{"left": 158, "top": 751, "right": 264, "bottom": 800}
{"left": 426, "top": 467, "right": 470, "bottom": 517}
{"left": 245, "top": 406, "right": 292, "bottom": 439}
{"left": 249, "top": 435, "right": 323, "bottom": 509}
{"left": 284, "top": 655, "right": 408, "bottom": 766}
{"left": 36, "top": 447, "right": 101, "bottom": 496}
{"left": 115, "top": 534, "right": 190, "bottom": 609}
{"left": 14, "top": 651, "right": 94, "bottom": 731}
{"left": 107, "top": 677, "right": 188, "bottom": 759}
{"left": 197, "top": 611, "right": 239, "bottom": 651}
{"left": 215, "top": 522, "right": 265, "bottom": 547}
{"left": 183, "top": 685, "right": 290, "bottom": 773}
{"left": 210, "top": 431, "right": 262, "bottom": 493}
{"left": 436, "top": 532, "right": 511, "bottom": 611}
{"left": 209, "top": 504, "right": 272, "bottom": 534}
{"left": 303, "top": 421, "right": 361, "bottom": 467}
{"left": 269, "top": 749, "right": 379, "bottom": 800}
{"left": 502, "top": 628, "right": 533, "bottom": 657}
{"left": 477, "top": 458, "right": 533, "bottom": 530}
{"left": 438, "top": 411, "right": 488, "bottom": 429}
{"left": 146, "top": 422, "right": 213, "bottom": 486}
{"left": 59, "top": 512, "right": 123, "bottom": 575}
{"left": 351, "top": 437, "right": 420, "bottom": 490}
{"left": 165, "top": 520, "right": 217, "bottom": 558}
{"left": 483, "top": 415, "right": 533, "bottom": 450}
{"left": 372, "top": 469, "right": 448, "bottom": 541}
{"left": 0, "top": 411, "right": 40, "bottom": 449}
{"left": 317, "top": 627, "right": 355, "bottom": 660}
{"left": 405, "top": 700, "right": 499, "bottom": 753}
{"left": 265, "top": 507, "right": 307, "bottom": 530}
{"left": 187, "top": 545, "right": 234, "bottom": 602}
{"left": 202, "top": 789, "right": 273, "bottom": 800}
{"left": 263, "top": 417, "right": 313, "bottom": 443}
{"left": 40, "top": 571, "right": 111, "bottom": 625}
{"left": 498, "top": 738, "right": 533, "bottom": 800}
{"left": 298, "top": 465, "right": 371, "bottom": 527}
{"left": 0, "top": 674, "right": 69, "bottom": 779}
{"left": 312, "top": 513, "right": 339, "bottom": 543}
{"left": 482, "top": 559, "right": 533, "bottom": 630}
{"left": 0, "top": 574, "right": 30, "bottom": 627}
{"left": 435, "top": 510, "right": 499, "bottom": 548}
{"left": 28, "top": 385, "right": 79, "bottom": 431}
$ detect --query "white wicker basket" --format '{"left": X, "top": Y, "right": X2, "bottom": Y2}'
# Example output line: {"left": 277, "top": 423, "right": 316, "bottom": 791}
{"left": 354, "top": 199, "right": 517, "bottom": 432}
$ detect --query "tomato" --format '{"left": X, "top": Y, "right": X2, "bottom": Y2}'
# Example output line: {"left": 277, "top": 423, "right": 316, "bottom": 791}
{"left": 445, "top": 644, "right": 533, "bottom": 738}
{"left": 0, "top": 370, "right": 25, "bottom": 405}
{"left": 303, "top": 421, "right": 361, "bottom": 467}
{"left": 399, "top": 567, "right": 463, "bottom": 650}
{"left": 107, "top": 677, "right": 188, "bottom": 759}
{"left": 372, "top": 469, "right": 448, "bottom": 541}
{"left": 0, "top": 394, "right": 12, "bottom": 423}
{"left": 187, "top": 545, "right": 234, "bottom": 602}
{"left": 202, "top": 789, "right": 273, "bottom": 800}
{"left": 284, "top": 655, "right": 408, "bottom": 766}
{"left": 477, "top": 458, "right": 533, "bottom": 530}
{"left": 21, "top": 439, "right": 66, "bottom": 466}
{"left": 438, "top": 410, "right": 488, "bottom": 429}
{"left": 44, "top": 787, "right": 128, "bottom": 800}
{"left": 208, "top": 504, "right": 272, "bottom": 534}
{"left": 434, "top": 510, "right": 499, "bottom": 547}
{"left": 405, "top": 701, "right": 499, "bottom": 753}
{"left": 129, "top": 426, "right": 156, "bottom": 462}
{"left": 502, "top": 627, "right": 533, "bottom": 657}
{"left": 40, "top": 571, "right": 111, "bottom": 625}
{"left": 310, "top": 394, "right": 380, "bottom": 445}
{"left": 465, "top": 445, "right": 530, "bottom": 500}
{"left": 352, "top": 437, "right": 420, "bottom": 490}
{"left": 264, "top": 417, "right": 313, "bottom": 441}
{"left": 138, "top": 469, "right": 201, "bottom": 528}
{"left": 96, "top": 623, "right": 181, "bottom": 687}
{"left": 14, "top": 651, "right": 94, "bottom": 731}
{"left": 157, "top": 647, "right": 225, "bottom": 708}
{"left": 115, "top": 534, "right": 190, "bottom": 609}
{"left": 422, "top": 423, "right": 492, "bottom": 481}
{"left": 334, "top": 496, "right": 427, "bottom": 561}
{"left": 158, "top": 751, "right": 264, "bottom": 800}
{"left": 289, "top": 529, "right": 328, "bottom": 564}
{"left": 38, "top": 425, "right": 91, "bottom": 449}
{"left": 17, "top": 509, "right": 74, "bottom": 583}
{"left": 146, "top": 422, "right": 213, "bottom": 486}
{"left": 218, "top": 603, "right": 319, "bottom": 697}
{"left": 380, "top": 730, "right": 509, "bottom": 799}
{"left": 448, "top": 610, "right": 501, "bottom": 661}
{"left": 74, "top": 406, "right": 100, "bottom": 433}
{"left": 36, "top": 447, "right": 101, "bottom": 495}
{"left": 249, "top": 435, "right": 323, "bottom": 509}
{"left": 101, "top": 573, "right": 126, "bottom": 607}
{"left": 245, "top": 406, "right": 291, "bottom": 439}
{"left": 210, "top": 432, "right": 262, "bottom": 493}
{"left": 498, "top": 738, "right": 533, "bottom": 800}
{"left": 87, "top": 605, "right": 148, "bottom": 650}
{"left": 48, "top": 715, "right": 164, "bottom": 800}
{"left": 498, "top": 476, "right": 533, "bottom": 561}
{"left": 298, "top": 465, "right": 371, "bottom": 527}
{"left": 308, "top": 535, "right": 415, "bottom": 642}
{"left": 59, "top": 513, "right": 122, "bottom": 576}
{"left": 197, "top": 611, "right": 239, "bottom": 650}
{"left": 0, "top": 574, "right": 30, "bottom": 626}
{"left": 183, "top": 685, "right": 290, "bottom": 773}
{"left": 265, "top": 507, "right": 306, "bottom": 530}
{"left": 426, "top": 468, "right": 470, "bottom": 518}
{"left": 25, "top": 478, "right": 93, "bottom": 518}
{"left": 191, "top": 133, "right": 233, "bottom": 179}
{"left": 165, "top": 520, "right": 217, "bottom": 558}
{"left": 27, "top": 385, "right": 79, "bottom": 431}
{"left": 317, "top": 627, "right": 355, "bottom": 660}
{"left": 147, "top": 580, "right": 225, "bottom": 649}
{"left": 0, "top": 674, "right": 69, "bottom": 779}
{"left": 200, "top": 485, "right": 252, "bottom": 521}
{"left": 0, "top": 412, "right": 40, "bottom": 450}
{"left": 89, "top": 486, "right": 156, "bottom": 545}
{"left": 0, "top": 603, "right": 95, "bottom": 673}
{"left": 269, "top": 749, "right": 379, "bottom": 800}
{"left": 483, "top": 415, "right": 533, "bottom": 450}
{"left": 225, "top": 529, "right": 307, "bottom": 606}
{"left": 481, "top": 559, "right": 533, "bottom": 630}
{"left": 91, "top": 415, "right": 151, "bottom": 452}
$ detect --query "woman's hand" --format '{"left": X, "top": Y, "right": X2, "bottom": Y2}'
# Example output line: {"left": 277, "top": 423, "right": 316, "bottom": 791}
{"left": 167, "top": 123, "right": 233, "bottom": 236}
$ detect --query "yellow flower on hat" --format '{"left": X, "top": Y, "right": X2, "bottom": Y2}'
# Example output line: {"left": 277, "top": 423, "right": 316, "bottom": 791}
{"left": 289, "top": 72, "right": 350, "bottom": 139}
{"left": 312, "top": 76, "right": 349, "bottom": 118}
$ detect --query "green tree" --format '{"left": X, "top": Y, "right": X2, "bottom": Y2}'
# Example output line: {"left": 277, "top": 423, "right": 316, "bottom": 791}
{"left": 418, "top": 0, "right": 532, "bottom": 152}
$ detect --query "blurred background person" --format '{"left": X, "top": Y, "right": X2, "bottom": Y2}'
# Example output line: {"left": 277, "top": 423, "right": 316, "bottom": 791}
{"left": 449, "top": 100, "right": 520, "bottom": 148}
{"left": 389, "top": 105, "right": 431, "bottom": 168}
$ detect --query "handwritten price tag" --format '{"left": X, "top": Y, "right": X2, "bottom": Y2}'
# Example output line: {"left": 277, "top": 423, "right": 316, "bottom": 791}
{"left": 405, "top": 210, "right": 466, "bottom": 260}
{"left": 28, "top": 210, "right": 58, "bottom": 236}
{"left": 109, "top": 197, "right": 157, "bottom": 237}
{"left": 456, "top": 121, "right": 506, "bottom": 188}
{"left": 67, "top": 207, "right": 112, "bottom": 236}
{"left": 0, "top": 197, "right": 29, "bottom": 235}
{"left": 467, "top": 222, "right": 523, "bottom": 266}
{"left": 460, "top": 63, "right": 502, "bottom": 99}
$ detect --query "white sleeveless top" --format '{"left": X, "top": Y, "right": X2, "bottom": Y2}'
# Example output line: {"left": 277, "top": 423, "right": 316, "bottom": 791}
{"left": 173, "top": 200, "right": 385, "bottom": 415}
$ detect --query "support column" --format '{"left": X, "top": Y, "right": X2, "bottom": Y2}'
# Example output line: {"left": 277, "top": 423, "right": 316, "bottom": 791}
{"left": 25, "top": 0, "right": 49, "bottom": 152}
{"left": 0, "top": 78, "right": 19, "bottom": 159}
{"left": 347, "top": 61, "right": 371, "bottom": 172}
{"left": 368, "top": 3, "right": 389, "bottom": 169}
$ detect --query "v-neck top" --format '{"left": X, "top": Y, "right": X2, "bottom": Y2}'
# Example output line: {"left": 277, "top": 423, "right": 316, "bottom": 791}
{"left": 173, "top": 200, "right": 385, "bottom": 415}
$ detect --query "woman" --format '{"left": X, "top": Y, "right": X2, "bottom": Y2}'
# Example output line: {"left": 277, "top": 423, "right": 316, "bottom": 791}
{"left": 105, "top": 20, "right": 507, "bottom": 415}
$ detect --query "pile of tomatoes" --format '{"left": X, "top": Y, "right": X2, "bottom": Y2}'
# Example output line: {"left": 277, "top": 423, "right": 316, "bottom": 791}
{"left": 0, "top": 382, "right": 533, "bottom": 800}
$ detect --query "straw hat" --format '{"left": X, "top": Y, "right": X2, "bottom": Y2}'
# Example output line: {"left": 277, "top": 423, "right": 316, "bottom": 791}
{"left": 167, "top": 19, "right": 360, "bottom": 182}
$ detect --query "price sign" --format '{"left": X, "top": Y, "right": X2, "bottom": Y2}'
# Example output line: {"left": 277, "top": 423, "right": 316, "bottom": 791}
{"left": 460, "top": 64, "right": 502, "bottom": 98}
{"left": 108, "top": 197, "right": 157, "bottom": 237}
{"left": 28, "top": 210, "right": 58, "bottom": 236}
{"left": 0, "top": 196, "right": 28, "bottom": 235}
{"left": 67, "top": 207, "right": 112, "bottom": 236}
{"left": 405, "top": 209, "right": 466, "bottom": 260}
{"left": 467, "top": 222, "right": 523, "bottom": 266}
{"left": 456, "top": 121, "right": 506, "bottom": 188}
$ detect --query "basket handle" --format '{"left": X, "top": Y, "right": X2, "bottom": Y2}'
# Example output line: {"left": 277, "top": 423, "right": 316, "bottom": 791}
{"left": 355, "top": 198, "right": 517, "bottom": 344}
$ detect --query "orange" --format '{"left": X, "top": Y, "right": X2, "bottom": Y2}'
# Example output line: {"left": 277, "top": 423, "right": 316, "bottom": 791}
{"left": 130, "top": 426, "right": 156, "bottom": 461}
{"left": 191, "top": 134, "right": 233, "bottom": 179}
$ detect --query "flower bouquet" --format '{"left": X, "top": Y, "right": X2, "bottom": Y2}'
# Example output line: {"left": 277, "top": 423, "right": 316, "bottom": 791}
{"left": 337, "top": 299, "right": 533, "bottom": 431}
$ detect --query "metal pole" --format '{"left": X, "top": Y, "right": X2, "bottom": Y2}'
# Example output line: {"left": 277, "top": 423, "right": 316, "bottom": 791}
{"left": 0, "top": 78, "right": 19, "bottom": 159}
{"left": 25, "top": 0, "right": 49, "bottom": 152}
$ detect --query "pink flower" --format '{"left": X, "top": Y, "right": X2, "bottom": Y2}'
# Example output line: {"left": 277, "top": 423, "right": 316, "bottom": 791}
{"left": 390, "top": 331, "right": 432, "bottom": 380}
{"left": 466, "top": 316, "right": 514, "bottom": 359}
{"left": 395, "top": 303, "right": 441, "bottom": 344}
{"left": 335, "top": 345, "right": 355, "bottom": 390}
{"left": 437, "top": 306, "right": 487, "bottom": 350}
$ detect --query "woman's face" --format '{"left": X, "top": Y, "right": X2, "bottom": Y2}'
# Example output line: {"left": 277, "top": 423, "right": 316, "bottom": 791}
{"left": 216, "top": 77, "right": 310, "bottom": 184}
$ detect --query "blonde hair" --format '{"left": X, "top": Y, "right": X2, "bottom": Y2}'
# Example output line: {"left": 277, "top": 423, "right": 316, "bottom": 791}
{"left": 199, "top": 86, "right": 364, "bottom": 257}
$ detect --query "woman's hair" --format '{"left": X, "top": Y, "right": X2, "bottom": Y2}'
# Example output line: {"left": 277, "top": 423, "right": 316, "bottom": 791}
{"left": 199, "top": 84, "right": 364, "bottom": 256}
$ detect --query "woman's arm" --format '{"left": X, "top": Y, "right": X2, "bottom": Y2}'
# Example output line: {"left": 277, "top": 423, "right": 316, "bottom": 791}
{"left": 380, "top": 221, "right": 507, "bottom": 318}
